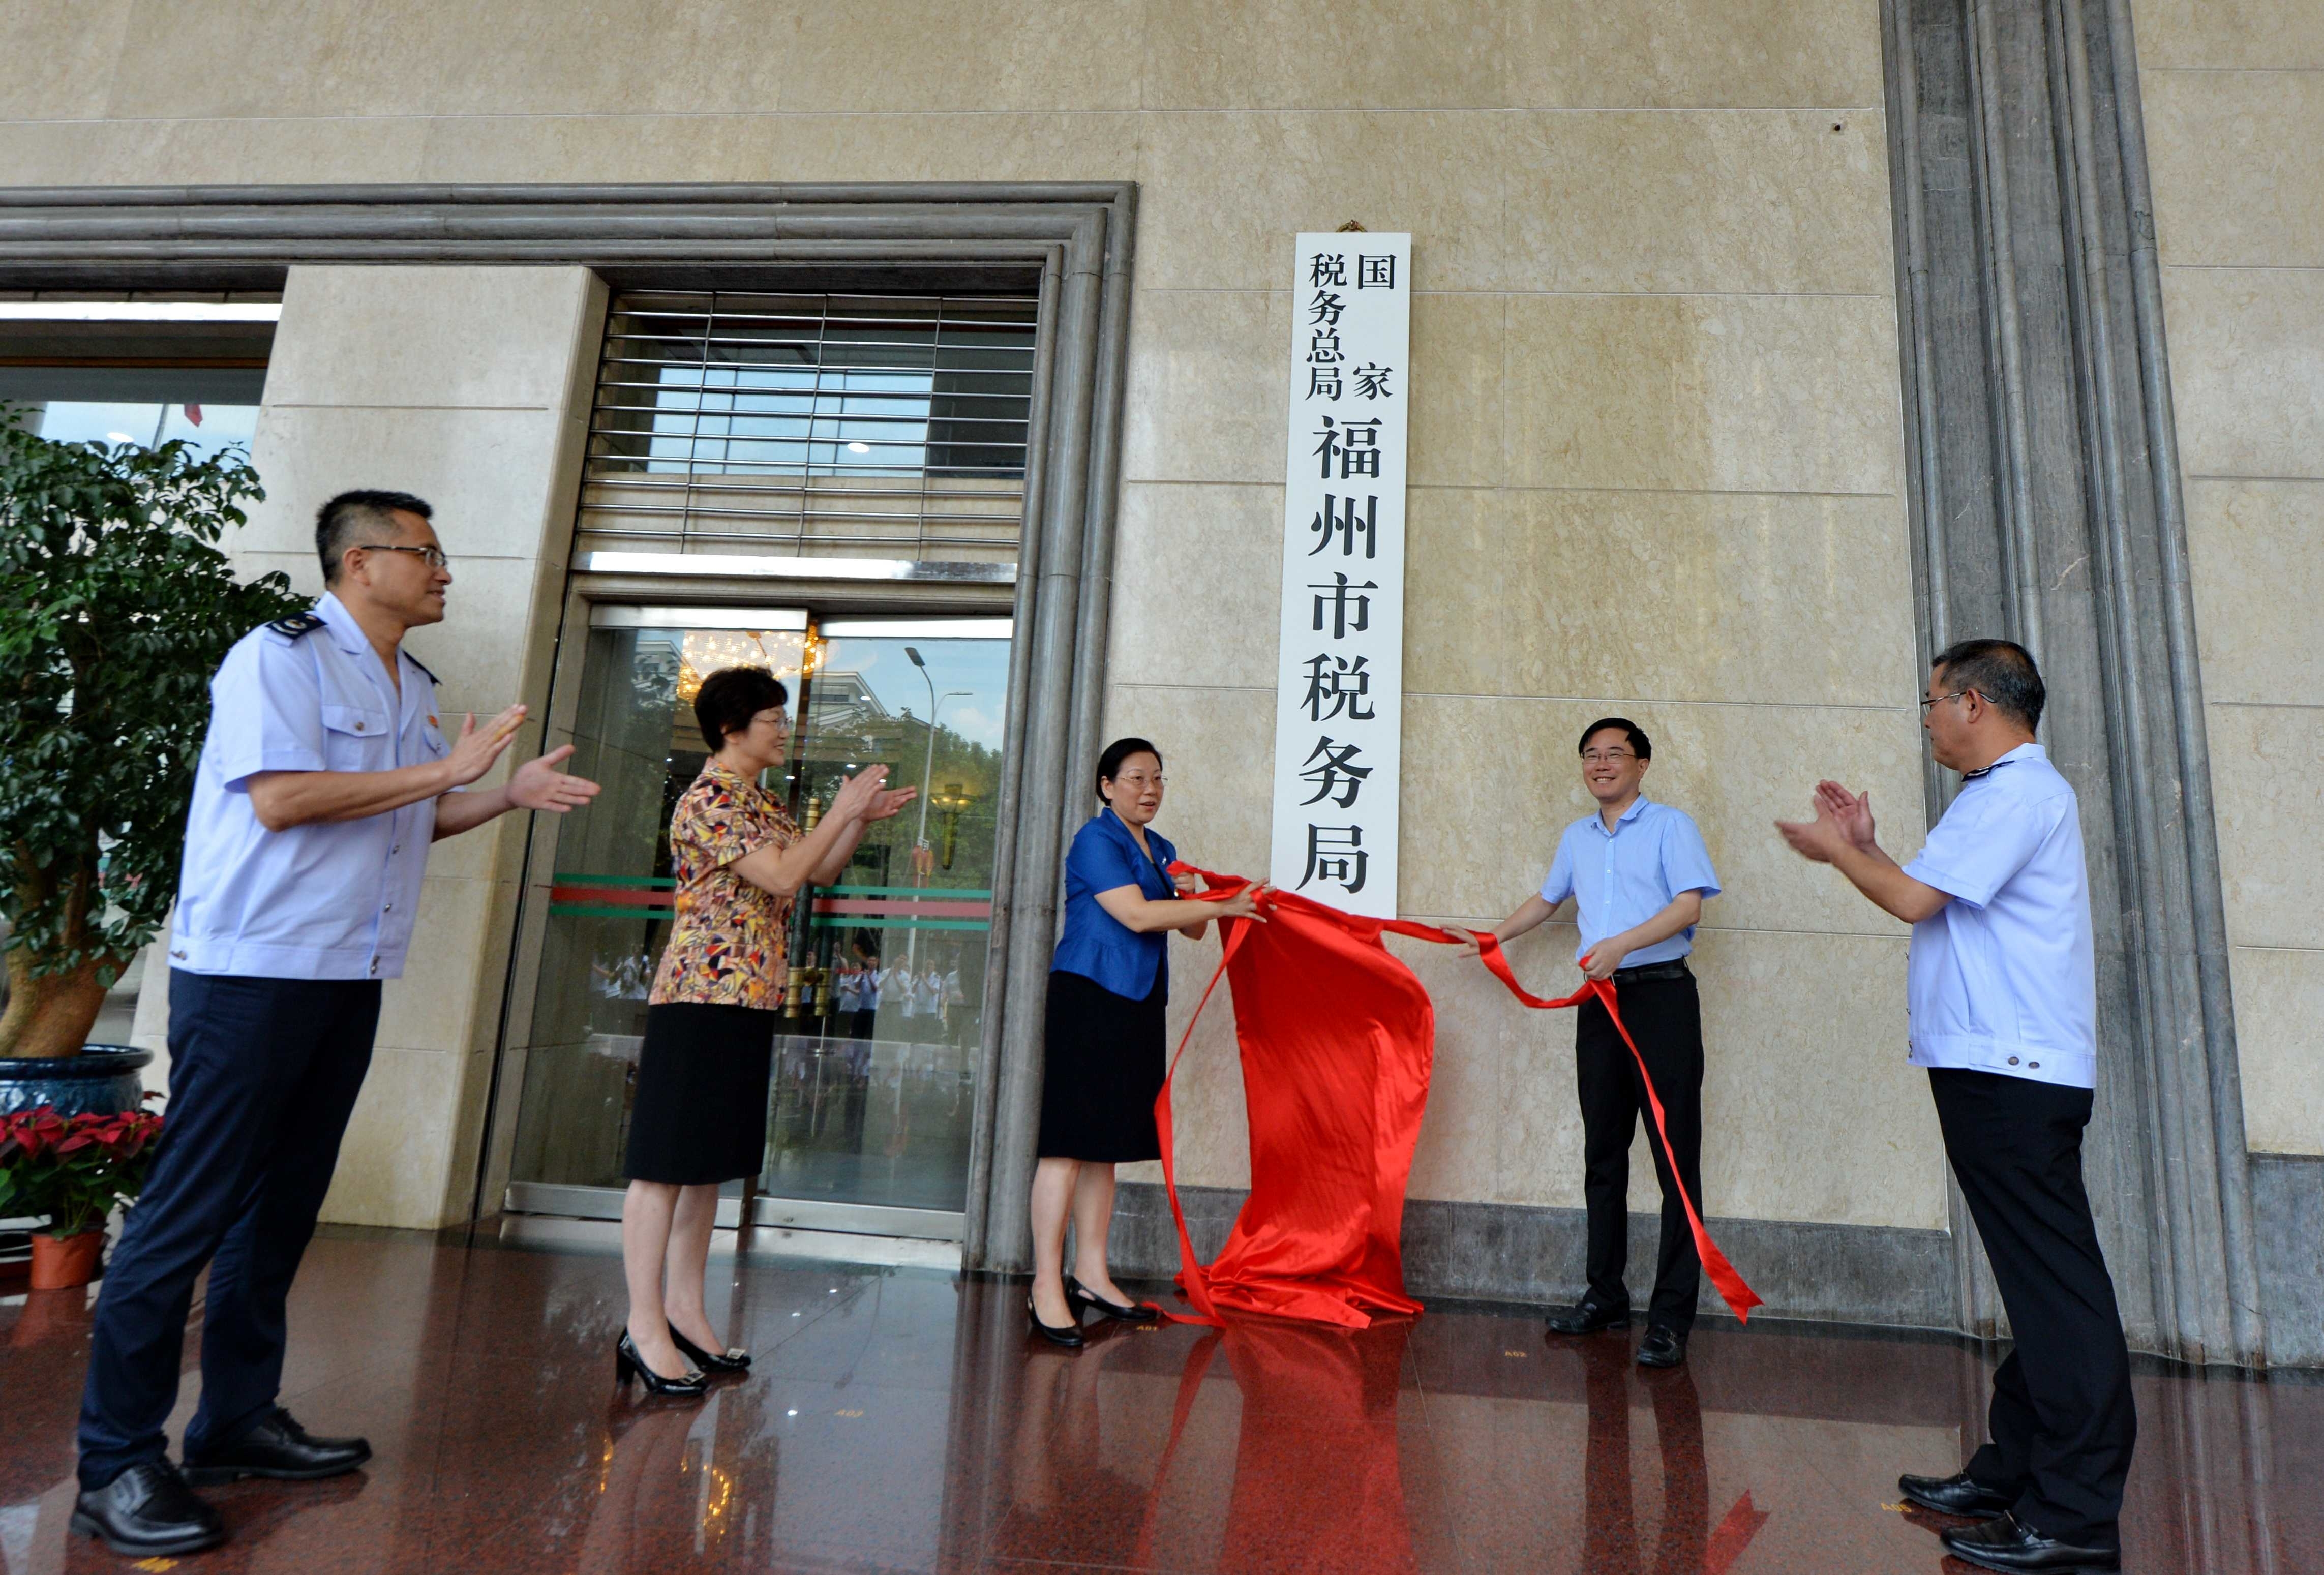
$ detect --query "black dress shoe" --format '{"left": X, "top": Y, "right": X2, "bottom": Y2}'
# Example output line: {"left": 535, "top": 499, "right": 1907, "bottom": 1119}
{"left": 72, "top": 1460, "right": 227, "bottom": 1556}
{"left": 670, "top": 1327, "right": 752, "bottom": 1373}
{"left": 184, "top": 1408, "right": 372, "bottom": 1485}
{"left": 1027, "top": 1295, "right": 1085, "bottom": 1349}
{"left": 1066, "top": 1274, "right": 1160, "bottom": 1323}
{"left": 1941, "top": 1511, "right": 2121, "bottom": 1572}
{"left": 1899, "top": 1469, "right": 2015, "bottom": 1519}
{"left": 1544, "top": 1298, "right": 1631, "bottom": 1335}
{"left": 1636, "top": 1325, "right": 1688, "bottom": 1368}
{"left": 614, "top": 1330, "right": 709, "bottom": 1397}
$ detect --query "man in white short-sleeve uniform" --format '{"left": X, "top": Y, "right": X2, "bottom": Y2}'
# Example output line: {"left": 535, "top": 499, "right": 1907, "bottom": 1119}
{"left": 71, "top": 491, "right": 599, "bottom": 1561}
{"left": 1779, "top": 638, "right": 2133, "bottom": 1574}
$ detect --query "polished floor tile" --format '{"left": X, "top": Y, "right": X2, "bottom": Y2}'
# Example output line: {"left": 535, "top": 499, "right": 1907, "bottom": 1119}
{"left": 1, "top": 1227, "right": 2317, "bottom": 1573}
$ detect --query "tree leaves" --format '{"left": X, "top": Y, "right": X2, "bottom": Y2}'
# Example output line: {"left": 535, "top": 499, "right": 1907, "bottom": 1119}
{"left": 0, "top": 412, "right": 308, "bottom": 985}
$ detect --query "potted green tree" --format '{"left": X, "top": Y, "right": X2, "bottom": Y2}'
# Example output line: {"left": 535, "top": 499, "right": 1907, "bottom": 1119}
{"left": 0, "top": 1100, "right": 164, "bottom": 1288}
{"left": 0, "top": 413, "right": 304, "bottom": 1115}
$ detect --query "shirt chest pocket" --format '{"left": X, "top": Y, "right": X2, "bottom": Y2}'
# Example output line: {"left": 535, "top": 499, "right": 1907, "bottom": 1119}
{"left": 320, "top": 704, "right": 392, "bottom": 770}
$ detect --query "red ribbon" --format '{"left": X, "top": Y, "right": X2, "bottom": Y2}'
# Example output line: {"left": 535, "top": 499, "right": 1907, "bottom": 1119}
{"left": 1153, "top": 868, "right": 1761, "bottom": 1326}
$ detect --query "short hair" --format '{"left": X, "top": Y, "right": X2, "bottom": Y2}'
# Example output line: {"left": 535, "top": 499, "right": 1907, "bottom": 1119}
{"left": 1095, "top": 736, "right": 1163, "bottom": 801}
{"left": 693, "top": 665, "right": 790, "bottom": 751}
{"left": 1577, "top": 717, "right": 1651, "bottom": 760}
{"left": 1932, "top": 638, "right": 2045, "bottom": 732}
{"left": 316, "top": 489, "right": 432, "bottom": 584}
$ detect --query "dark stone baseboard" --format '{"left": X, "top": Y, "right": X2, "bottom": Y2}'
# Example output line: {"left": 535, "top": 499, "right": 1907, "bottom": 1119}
{"left": 1109, "top": 1183, "right": 1955, "bottom": 1332}
{"left": 2253, "top": 1155, "right": 2324, "bottom": 1368}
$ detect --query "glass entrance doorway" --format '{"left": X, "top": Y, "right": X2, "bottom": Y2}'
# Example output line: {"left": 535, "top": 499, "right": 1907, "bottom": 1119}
{"left": 505, "top": 606, "right": 1011, "bottom": 1232}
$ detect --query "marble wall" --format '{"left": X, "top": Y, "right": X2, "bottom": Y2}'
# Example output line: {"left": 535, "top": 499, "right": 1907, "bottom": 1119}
{"left": 2132, "top": 0, "right": 2324, "bottom": 1157}
{"left": 15, "top": 1, "right": 1944, "bottom": 1231}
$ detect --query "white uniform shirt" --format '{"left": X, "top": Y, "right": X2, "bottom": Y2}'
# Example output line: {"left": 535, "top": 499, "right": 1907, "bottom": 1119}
{"left": 167, "top": 593, "right": 450, "bottom": 980}
{"left": 1901, "top": 743, "right": 2097, "bottom": 1089}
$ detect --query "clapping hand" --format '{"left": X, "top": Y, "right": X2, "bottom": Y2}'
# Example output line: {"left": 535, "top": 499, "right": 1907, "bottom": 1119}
{"left": 443, "top": 704, "right": 529, "bottom": 787}
{"left": 830, "top": 765, "right": 915, "bottom": 824}
{"left": 508, "top": 744, "right": 602, "bottom": 814}
{"left": 1813, "top": 780, "right": 1877, "bottom": 851}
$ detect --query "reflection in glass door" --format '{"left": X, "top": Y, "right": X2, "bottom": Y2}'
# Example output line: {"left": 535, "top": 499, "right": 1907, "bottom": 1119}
{"left": 505, "top": 608, "right": 1011, "bottom": 1229}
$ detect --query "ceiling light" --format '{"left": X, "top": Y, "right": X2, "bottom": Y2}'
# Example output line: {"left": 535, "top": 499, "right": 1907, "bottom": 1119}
{"left": 0, "top": 301, "right": 281, "bottom": 322}
{"left": 846, "top": 441, "right": 870, "bottom": 453}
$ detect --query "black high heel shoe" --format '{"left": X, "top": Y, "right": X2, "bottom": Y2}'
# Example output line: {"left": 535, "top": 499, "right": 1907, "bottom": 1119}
{"left": 615, "top": 1330, "right": 708, "bottom": 1397}
{"left": 1066, "top": 1274, "right": 1160, "bottom": 1323}
{"left": 670, "top": 1327, "right": 751, "bottom": 1374}
{"left": 1027, "top": 1294, "right": 1086, "bottom": 1349}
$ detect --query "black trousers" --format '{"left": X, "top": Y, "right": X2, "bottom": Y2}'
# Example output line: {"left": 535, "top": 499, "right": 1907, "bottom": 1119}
{"left": 1930, "top": 1068, "right": 2136, "bottom": 1548}
{"left": 1576, "top": 970, "right": 1704, "bottom": 1332}
{"left": 77, "top": 972, "right": 380, "bottom": 1489}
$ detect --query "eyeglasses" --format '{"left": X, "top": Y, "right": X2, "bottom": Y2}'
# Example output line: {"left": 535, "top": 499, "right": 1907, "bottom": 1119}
{"left": 360, "top": 543, "right": 450, "bottom": 570}
{"left": 1580, "top": 750, "right": 1636, "bottom": 765}
{"left": 1918, "top": 689, "right": 1980, "bottom": 714}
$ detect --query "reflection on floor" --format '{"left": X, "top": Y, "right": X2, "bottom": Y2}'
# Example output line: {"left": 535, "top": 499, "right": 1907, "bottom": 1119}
{"left": 0, "top": 1227, "right": 2315, "bottom": 1572}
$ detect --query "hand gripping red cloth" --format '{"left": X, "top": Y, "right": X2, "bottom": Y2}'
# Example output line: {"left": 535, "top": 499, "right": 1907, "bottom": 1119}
{"left": 1156, "top": 866, "right": 1761, "bottom": 1328}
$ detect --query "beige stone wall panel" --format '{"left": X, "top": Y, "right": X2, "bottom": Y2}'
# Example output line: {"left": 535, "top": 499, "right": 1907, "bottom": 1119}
{"left": 1107, "top": 482, "right": 1284, "bottom": 688}
{"left": 1503, "top": 292, "right": 1906, "bottom": 494}
{"left": 2131, "top": 0, "right": 2324, "bottom": 69}
{"left": 2187, "top": 478, "right": 2324, "bottom": 706}
{"left": 2160, "top": 266, "right": 2324, "bottom": 479}
{"left": 1121, "top": 288, "right": 1289, "bottom": 484}
{"left": 1506, "top": 0, "right": 1883, "bottom": 109}
{"left": 0, "top": 116, "right": 430, "bottom": 187}
{"left": 0, "top": 0, "right": 136, "bottom": 119}
{"left": 2227, "top": 945, "right": 2324, "bottom": 1154}
{"left": 1140, "top": 0, "right": 1506, "bottom": 110}
{"left": 2206, "top": 704, "right": 2324, "bottom": 952}
{"left": 1507, "top": 110, "right": 1894, "bottom": 296}
{"left": 1402, "top": 486, "right": 1918, "bottom": 708}
{"left": 1135, "top": 111, "right": 1506, "bottom": 292}
{"left": 2144, "top": 70, "right": 2324, "bottom": 269}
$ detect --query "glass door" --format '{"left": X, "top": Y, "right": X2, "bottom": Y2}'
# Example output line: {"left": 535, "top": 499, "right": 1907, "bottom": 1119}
{"left": 504, "top": 607, "right": 1012, "bottom": 1232}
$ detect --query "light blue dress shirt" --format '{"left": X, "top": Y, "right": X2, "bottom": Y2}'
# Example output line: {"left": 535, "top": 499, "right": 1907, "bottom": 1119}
{"left": 1051, "top": 809, "right": 1180, "bottom": 1001}
{"left": 1538, "top": 797, "right": 1722, "bottom": 965}
{"left": 1902, "top": 743, "right": 2096, "bottom": 1089}
{"left": 167, "top": 593, "right": 451, "bottom": 981}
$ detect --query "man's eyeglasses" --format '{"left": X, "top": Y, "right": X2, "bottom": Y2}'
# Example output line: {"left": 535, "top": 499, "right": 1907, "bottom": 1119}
{"left": 1580, "top": 750, "right": 1636, "bottom": 765}
{"left": 1918, "top": 689, "right": 1981, "bottom": 714}
{"left": 360, "top": 543, "right": 450, "bottom": 570}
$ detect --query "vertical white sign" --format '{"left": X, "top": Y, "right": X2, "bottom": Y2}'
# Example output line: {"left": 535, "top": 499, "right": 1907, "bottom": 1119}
{"left": 1269, "top": 232, "right": 1411, "bottom": 918}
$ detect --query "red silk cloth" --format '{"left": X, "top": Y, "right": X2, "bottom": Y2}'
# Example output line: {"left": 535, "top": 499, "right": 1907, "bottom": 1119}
{"left": 1156, "top": 865, "right": 1762, "bottom": 1328}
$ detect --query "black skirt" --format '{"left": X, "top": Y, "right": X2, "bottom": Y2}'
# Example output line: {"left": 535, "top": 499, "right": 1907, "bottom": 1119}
{"left": 624, "top": 1002, "right": 777, "bottom": 1185}
{"left": 1037, "top": 967, "right": 1166, "bottom": 1163}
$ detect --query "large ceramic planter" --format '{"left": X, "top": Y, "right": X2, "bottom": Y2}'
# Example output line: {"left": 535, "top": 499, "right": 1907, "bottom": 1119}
{"left": 0, "top": 1045, "right": 153, "bottom": 1119}
{"left": 28, "top": 1229, "right": 104, "bottom": 1290}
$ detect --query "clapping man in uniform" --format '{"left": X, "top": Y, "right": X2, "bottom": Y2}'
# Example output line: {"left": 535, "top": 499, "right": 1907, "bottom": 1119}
{"left": 72, "top": 491, "right": 600, "bottom": 1559}
{"left": 1777, "top": 639, "right": 2133, "bottom": 1573}
{"left": 1453, "top": 718, "right": 1722, "bottom": 1369}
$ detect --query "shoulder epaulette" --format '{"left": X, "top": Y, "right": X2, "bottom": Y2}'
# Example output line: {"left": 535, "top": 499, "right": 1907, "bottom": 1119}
{"left": 266, "top": 612, "right": 327, "bottom": 640}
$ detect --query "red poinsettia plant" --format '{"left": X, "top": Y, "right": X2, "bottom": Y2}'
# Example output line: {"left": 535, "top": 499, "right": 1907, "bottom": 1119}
{"left": 0, "top": 1098, "right": 164, "bottom": 1237}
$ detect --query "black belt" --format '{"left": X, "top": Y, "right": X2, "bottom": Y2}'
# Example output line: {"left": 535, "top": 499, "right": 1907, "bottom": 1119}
{"left": 1609, "top": 959, "right": 1691, "bottom": 985}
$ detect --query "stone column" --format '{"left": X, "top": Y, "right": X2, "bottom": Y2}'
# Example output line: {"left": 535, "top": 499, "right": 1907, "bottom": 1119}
{"left": 137, "top": 263, "right": 606, "bottom": 1230}
{"left": 1883, "top": 0, "right": 2266, "bottom": 1362}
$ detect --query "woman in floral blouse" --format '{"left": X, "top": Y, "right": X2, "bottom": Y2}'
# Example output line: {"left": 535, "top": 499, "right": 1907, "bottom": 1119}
{"left": 617, "top": 665, "right": 914, "bottom": 1396}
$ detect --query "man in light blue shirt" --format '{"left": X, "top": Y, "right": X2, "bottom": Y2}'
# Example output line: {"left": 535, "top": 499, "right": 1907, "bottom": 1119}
{"left": 1779, "top": 638, "right": 2132, "bottom": 1573}
{"left": 74, "top": 491, "right": 599, "bottom": 1560}
{"left": 1459, "top": 717, "right": 1721, "bottom": 1369}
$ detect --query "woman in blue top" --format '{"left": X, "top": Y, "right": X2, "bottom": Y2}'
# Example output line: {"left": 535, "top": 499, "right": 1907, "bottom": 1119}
{"left": 1028, "top": 737, "right": 1265, "bottom": 1347}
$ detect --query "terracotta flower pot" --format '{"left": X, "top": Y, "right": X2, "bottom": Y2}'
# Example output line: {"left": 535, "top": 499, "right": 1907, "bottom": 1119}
{"left": 28, "top": 1229, "right": 105, "bottom": 1291}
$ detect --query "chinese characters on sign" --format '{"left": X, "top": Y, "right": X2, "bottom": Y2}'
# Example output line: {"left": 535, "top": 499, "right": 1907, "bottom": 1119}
{"left": 1271, "top": 233, "right": 1410, "bottom": 917}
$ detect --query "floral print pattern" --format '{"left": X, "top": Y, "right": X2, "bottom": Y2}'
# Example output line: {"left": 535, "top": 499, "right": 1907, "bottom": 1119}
{"left": 649, "top": 759, "right": 800, "bottom": 1009}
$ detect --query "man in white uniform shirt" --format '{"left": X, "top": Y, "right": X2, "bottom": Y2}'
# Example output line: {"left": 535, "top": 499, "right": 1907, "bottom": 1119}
{"left": 71, "top": 491, "right": 599, "bottom": 1560}
{"left": 1779, "top": 639, "right": 2132, "bottom": 1574}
